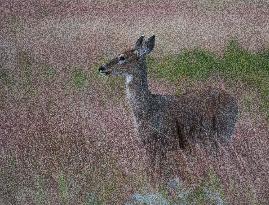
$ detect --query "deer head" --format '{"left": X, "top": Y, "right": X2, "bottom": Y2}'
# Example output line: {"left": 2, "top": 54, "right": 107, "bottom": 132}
{"left": 98, "top": 35, "right": 155, "bottom": 77}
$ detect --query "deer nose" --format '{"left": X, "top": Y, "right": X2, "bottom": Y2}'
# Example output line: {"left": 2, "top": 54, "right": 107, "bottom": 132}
{"left": 98, "top": 65, "right": 106, "bottom": 72}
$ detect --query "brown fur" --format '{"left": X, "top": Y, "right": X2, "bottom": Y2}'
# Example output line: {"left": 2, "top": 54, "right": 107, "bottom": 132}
{"left": 99, "top": 36, "right": 238, "bottom": 180}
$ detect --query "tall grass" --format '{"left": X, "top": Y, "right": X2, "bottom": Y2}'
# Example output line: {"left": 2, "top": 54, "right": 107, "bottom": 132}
{"left": 1, "top": 40, "right": 268, "bottom": 204}
{"left": 128, "top": 170, "right": 225, "bottom": 205}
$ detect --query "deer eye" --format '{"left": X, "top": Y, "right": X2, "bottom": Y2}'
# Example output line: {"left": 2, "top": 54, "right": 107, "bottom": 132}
{"left": 118, "top": 55, "right": 126, "bottom": 64}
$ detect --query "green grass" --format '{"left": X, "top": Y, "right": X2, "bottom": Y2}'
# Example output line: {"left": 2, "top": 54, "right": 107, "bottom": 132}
{"left": 148, "top": 40, "right": 269, "bottom": 82}
{"left": 71, "top": 68, "right": 88, "bottom": 89}
{"left": 35, "top": 176, "right": 46, "bottom": 205}
{"left": 58, "top": 172, "right": 69, "bottom": 204}
{"left": 17, "top": 51, "right": 39, "bottom": 97}
{"left": 147, "top": 40, "right": 269, "bottom": 120}
{"left": 147, "top": 48, "right": 222, "bottom": 81}
{"left": 42, "top": 65, "right": 56, "bottom": 80}
{"left": 0, "top": 69, "right": 13, "bottom": 86}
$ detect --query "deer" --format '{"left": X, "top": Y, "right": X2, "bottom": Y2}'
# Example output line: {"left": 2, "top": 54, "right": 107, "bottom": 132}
{"left": 98, "top": 35, "right": 238, "bottom": 181}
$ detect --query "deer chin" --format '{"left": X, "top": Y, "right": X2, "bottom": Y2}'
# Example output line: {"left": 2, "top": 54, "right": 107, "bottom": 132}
{"left": 99, "top": 70, "right": 111, "bottom": 75}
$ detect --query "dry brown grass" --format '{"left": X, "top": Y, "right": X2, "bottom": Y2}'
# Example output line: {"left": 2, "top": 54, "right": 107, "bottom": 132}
{"left": 1, "top": 1, "right": 269, "bottom": 204}
{"left": 1, "top": 49, "right": 268, "bottom": 204}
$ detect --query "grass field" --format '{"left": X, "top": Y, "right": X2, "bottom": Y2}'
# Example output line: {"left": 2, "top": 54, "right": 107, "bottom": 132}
{"left": 1, "top": 38, "right": 269, "bottom": 204}
{"left": 1, "top": 1, "right": 269, "bottom": 204}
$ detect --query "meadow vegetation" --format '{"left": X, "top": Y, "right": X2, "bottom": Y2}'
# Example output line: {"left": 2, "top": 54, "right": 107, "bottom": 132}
{"left": 1, "top": 40, "right": 268, "bottom": 204}
{"left": 147, "top": 40, "right": 269, "bottom": 120}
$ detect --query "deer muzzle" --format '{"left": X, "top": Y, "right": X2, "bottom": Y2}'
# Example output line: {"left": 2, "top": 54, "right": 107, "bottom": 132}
{"left": 98, "top": 65, "right": 110, "bottom": 75}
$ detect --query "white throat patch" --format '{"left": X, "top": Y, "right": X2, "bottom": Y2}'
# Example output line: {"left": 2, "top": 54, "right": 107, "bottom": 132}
{"left": 126, "top": 74, "right": 133, "bottom": 84}
{"left": 125, "top": 74, "right": 133, "bottom": 101}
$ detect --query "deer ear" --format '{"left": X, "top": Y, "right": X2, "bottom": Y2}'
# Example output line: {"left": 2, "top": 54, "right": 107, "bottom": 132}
{"left": 145, "top": 35, "right": 155, "bottom": 53}
{"left": 135, "top": 35, "right": 144, "bottom": 50}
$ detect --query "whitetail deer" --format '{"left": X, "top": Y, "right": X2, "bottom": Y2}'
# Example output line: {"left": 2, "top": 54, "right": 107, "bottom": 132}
{"left": 99, "top": 35, "right": 238, "bottom": 177}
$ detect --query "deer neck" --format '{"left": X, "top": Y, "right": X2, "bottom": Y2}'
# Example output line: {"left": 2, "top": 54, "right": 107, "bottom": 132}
{"left": 125, "top": 59, "right": 152, "bottom": 120}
